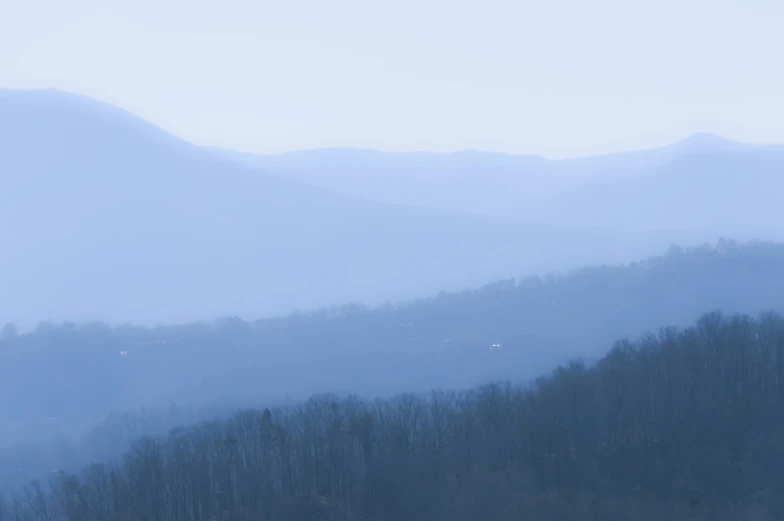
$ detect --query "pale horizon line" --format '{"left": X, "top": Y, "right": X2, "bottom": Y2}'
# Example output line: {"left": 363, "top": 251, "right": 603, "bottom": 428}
{"left": 4, "top": 86, "right": 780, "bottom": 161}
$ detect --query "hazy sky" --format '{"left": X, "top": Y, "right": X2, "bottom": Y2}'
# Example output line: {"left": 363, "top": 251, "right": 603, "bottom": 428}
{"left": 2, "top": 0, "right": 783, "bottom": 157}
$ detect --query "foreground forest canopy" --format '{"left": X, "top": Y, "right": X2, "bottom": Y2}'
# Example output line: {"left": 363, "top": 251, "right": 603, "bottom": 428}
{"left": 4, "top": 311, "right": 784, "bottom": 520}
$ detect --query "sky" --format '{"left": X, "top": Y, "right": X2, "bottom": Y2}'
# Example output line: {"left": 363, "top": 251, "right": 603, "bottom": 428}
{"left": 1, "top": 0, "right": 783, "bottom": 158}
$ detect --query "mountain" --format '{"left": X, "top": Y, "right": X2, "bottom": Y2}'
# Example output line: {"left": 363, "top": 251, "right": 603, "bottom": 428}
{"left": 5, "top": 241, "right": 784, "bottom": 504}
{"left": 2, "top": 240, "right": 782, "bottom": 449}
{"left": 212, "top": 147, "right": 556, "bottom": 217}
{"left": 10, "top": 312, "right": 784, "bottom": 520}
{"left": 212, "top": 132, "right": 758, "bottom": 218}
{"left": 0, "top": 89, "right": 706, "bottom": 327}
{"left": 524, "top": 145, "right": 784, "bottom": 237}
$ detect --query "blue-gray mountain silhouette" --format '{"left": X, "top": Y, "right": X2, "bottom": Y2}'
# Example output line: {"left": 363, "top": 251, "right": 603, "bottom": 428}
{"left": 0, "top": 89, "right": 712, "bottom": 326}
{"left": 214, "top": 132, "right": 766, "bottom": 223}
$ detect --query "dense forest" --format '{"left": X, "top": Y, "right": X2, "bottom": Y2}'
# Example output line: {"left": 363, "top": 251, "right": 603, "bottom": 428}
{"left": 4, "top": 310, "right": 784, "bottom": 520}
{"left": 4, "top": 240, "right": 784, "bottom": 491}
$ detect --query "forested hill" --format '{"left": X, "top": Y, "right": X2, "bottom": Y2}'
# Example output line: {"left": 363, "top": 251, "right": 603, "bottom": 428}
{"left": 7, "top": 310, "right": 784, "bottom": 520}
{"left": 3, "top": 240, "right": 784, "bottom": 449}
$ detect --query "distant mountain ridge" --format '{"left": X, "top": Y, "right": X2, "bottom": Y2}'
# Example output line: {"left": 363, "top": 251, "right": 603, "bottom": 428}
{"left": 0, "top": 89, "right": 710, "bottom": 327}
{"left": 212, "top": 132, "right": 780, "bottom": 225}
{"left": 525, "top": 146, "right": 784, "bottom": 237}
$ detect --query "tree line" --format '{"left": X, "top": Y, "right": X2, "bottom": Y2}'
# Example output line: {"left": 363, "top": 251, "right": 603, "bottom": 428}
{"left": 4, "top": 239, "right": 784, "bottom": 447}
{"left": 5, "top": 311, "right": 784, "bottom": 520}
{"left": 4, "top": 239, "right": 784, "bottom": 493}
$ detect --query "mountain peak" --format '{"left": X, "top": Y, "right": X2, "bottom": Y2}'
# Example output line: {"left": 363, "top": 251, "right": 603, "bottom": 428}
{"left": 0, "top": 88, "right": 125, "bottom": 116}
{"left": 0, "top": 88, "right": 191, "bottom": 157}
{"left": 669, "top": 133, "right": 745, "bottom": 155}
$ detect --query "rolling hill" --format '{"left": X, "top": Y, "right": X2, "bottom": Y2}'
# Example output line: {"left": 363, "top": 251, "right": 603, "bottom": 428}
{"left": 2, "top": 240, "right": 784, "bottom": 491}
{"left": 213, "top": 132, "right": 762, "bottom": 219}
{"left": 522, "top": 146, "right": 784, "bottom": 237}
{"left": 0, "top": 89, "right": 709, "bottom": 327}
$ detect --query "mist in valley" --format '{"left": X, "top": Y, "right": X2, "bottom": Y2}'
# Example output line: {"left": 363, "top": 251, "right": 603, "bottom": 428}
{"left": 3, "top": 0, "right": 784, "bottom": 518}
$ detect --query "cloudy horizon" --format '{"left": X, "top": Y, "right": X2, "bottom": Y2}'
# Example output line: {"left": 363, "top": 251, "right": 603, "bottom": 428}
{"left": 3, "top": 0, "right": 784, "bottom": 158}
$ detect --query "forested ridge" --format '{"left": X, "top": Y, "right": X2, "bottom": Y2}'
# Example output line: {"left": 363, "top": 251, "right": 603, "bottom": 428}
{"left": 4, "top": 311, "right": 784, "bottom": 520}
{"left": 4, "top": 6, "right": 782, "bottom": 520}
{"left": 4, "top": 240, "right": 784, "bottom": 494}
{"left": 4, "top": 240, "right": 784, "bottom": 442}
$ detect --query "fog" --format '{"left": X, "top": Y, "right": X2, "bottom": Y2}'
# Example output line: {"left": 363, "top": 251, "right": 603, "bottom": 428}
{"left": 4, "top": 0, "right": 784, "bottom": 515}
{"left": 4, "top": 240, "right": 784, "bottom": 492}
{"left": 4, "top": 88, "right": 784, "bottom": 490}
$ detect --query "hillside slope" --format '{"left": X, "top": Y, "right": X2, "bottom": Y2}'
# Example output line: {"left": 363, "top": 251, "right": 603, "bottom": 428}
{"left": 8, "top": 309, "right": 784, "bottom": 520}
{"left": 1, "top": 89, "right": 700, "bottom": 326}
{"left": 2, "top": 240, "right": 783, "bottom": 451}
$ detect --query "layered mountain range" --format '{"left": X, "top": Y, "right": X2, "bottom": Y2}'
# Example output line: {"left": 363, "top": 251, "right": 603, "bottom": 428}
{"left": 2, "top": 89, "right": 747, "bottom": 327}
